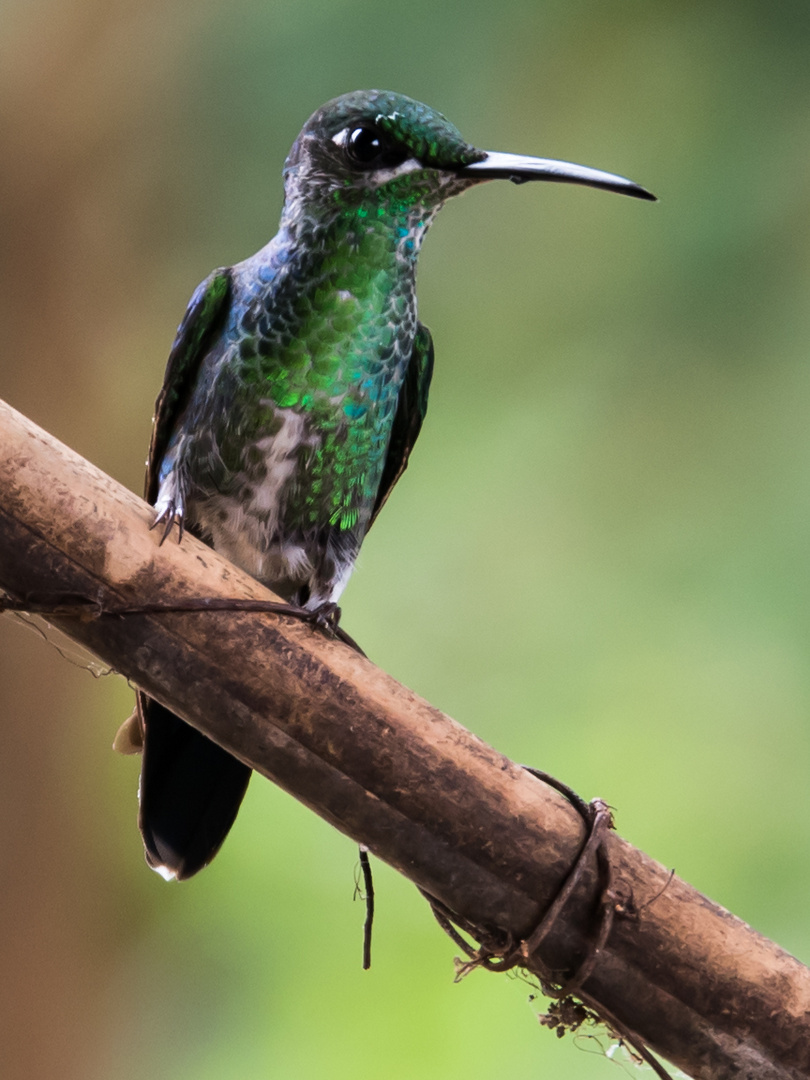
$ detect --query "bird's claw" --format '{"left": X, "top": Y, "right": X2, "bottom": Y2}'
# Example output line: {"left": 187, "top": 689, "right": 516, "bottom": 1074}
{"left": 150, "top": 501, "right": 185, "bottom": 545}
{"left": 304, "top": 601, "right": 342, "bottom": 636}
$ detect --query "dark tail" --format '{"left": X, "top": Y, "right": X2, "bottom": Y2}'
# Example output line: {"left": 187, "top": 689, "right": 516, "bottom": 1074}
{"left": 137, "top": 693, "right": 252, "bottom": 880}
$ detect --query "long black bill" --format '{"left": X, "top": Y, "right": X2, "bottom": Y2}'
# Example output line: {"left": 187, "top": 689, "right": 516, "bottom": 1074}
{"left": 458, "top": 150, "right": 656, "bottom": 201}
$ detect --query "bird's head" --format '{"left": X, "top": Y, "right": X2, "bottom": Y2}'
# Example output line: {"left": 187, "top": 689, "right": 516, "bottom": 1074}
{"left": 281, "top": 89, "right": 655, "bottom": 231}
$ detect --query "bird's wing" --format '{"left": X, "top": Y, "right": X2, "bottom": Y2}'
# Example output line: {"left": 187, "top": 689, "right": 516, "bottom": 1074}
{"left": 138, "top": 265, "right": 243, "bottom": 881}
{"left": 368, "top": 321, "right": 434, "bottom": 529}
{"left": 144, "top": 268, "right": 232, "bottom": 504}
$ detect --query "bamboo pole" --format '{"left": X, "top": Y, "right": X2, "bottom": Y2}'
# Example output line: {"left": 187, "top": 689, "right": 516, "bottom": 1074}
{"left": 1, "top": 396, "right": 808, "bottom": 1080}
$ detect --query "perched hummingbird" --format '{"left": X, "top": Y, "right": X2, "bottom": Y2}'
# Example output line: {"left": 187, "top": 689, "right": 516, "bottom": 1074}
{"left": 135, "top": 89, "right": 654, "bottom": 880}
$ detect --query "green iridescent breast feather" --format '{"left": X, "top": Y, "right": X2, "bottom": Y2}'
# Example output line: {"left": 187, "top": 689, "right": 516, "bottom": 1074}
{"left": 220, "top": 224, "right": 420, "bottom": 530}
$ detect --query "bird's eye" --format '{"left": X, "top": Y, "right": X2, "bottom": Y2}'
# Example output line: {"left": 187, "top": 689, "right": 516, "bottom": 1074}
{"left": 347, "top": 127, "right": 384, "bottom": 164}
{"left": 345, "top": 126, "right": 408, "bottom": 170}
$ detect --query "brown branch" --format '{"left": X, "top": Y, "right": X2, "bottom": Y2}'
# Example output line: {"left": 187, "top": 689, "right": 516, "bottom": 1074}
{"left": 1, "top": 395, "right": 808, "bottom": 1080}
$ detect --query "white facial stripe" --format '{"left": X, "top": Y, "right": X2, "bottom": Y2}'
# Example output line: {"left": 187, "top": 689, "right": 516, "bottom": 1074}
{"left": 368, "top": 158, "right": 423, "bottom": 184}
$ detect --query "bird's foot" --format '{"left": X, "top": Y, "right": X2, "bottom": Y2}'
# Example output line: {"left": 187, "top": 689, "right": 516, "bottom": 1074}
{"left": 151, "top": 498, "right": 185, "bottom": 545}
{"left": 290, "top": 601, "right": 365, "bottom": 656}
{"left": 302, "top": 601, "right": 342, "bottom": 636}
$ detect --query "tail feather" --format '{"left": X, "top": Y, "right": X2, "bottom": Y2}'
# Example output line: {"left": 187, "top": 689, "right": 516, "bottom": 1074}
{"left": 138, "top": 694, "right": 251, "bottom": 880}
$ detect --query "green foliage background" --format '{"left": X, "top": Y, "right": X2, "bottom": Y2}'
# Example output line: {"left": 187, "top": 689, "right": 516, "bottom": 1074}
{"left": 2, "top": 1, "right": 810, "bottom": 1077}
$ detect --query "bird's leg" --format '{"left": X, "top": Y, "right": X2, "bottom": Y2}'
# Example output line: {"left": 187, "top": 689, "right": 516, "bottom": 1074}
{"left": 150, "top": 500, "right": 185, "bottom": 545}
{"left": 151, "top": 467, "right": 187, "bottom": 544}
{"left": 301, "top": 600, "right": 342, "bottom": 635}
{"left": 291, "top": 600, "right": 366, "bottom": 656}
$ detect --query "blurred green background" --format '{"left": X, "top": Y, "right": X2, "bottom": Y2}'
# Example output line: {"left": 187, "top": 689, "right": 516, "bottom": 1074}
{"left": 2, "top": 1, "right": 810, "bottom": 1077}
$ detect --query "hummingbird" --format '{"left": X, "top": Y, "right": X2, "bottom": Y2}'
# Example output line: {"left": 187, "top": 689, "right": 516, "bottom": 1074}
{"left": 134, "top": 89, "right": 655, "bottom": 881}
